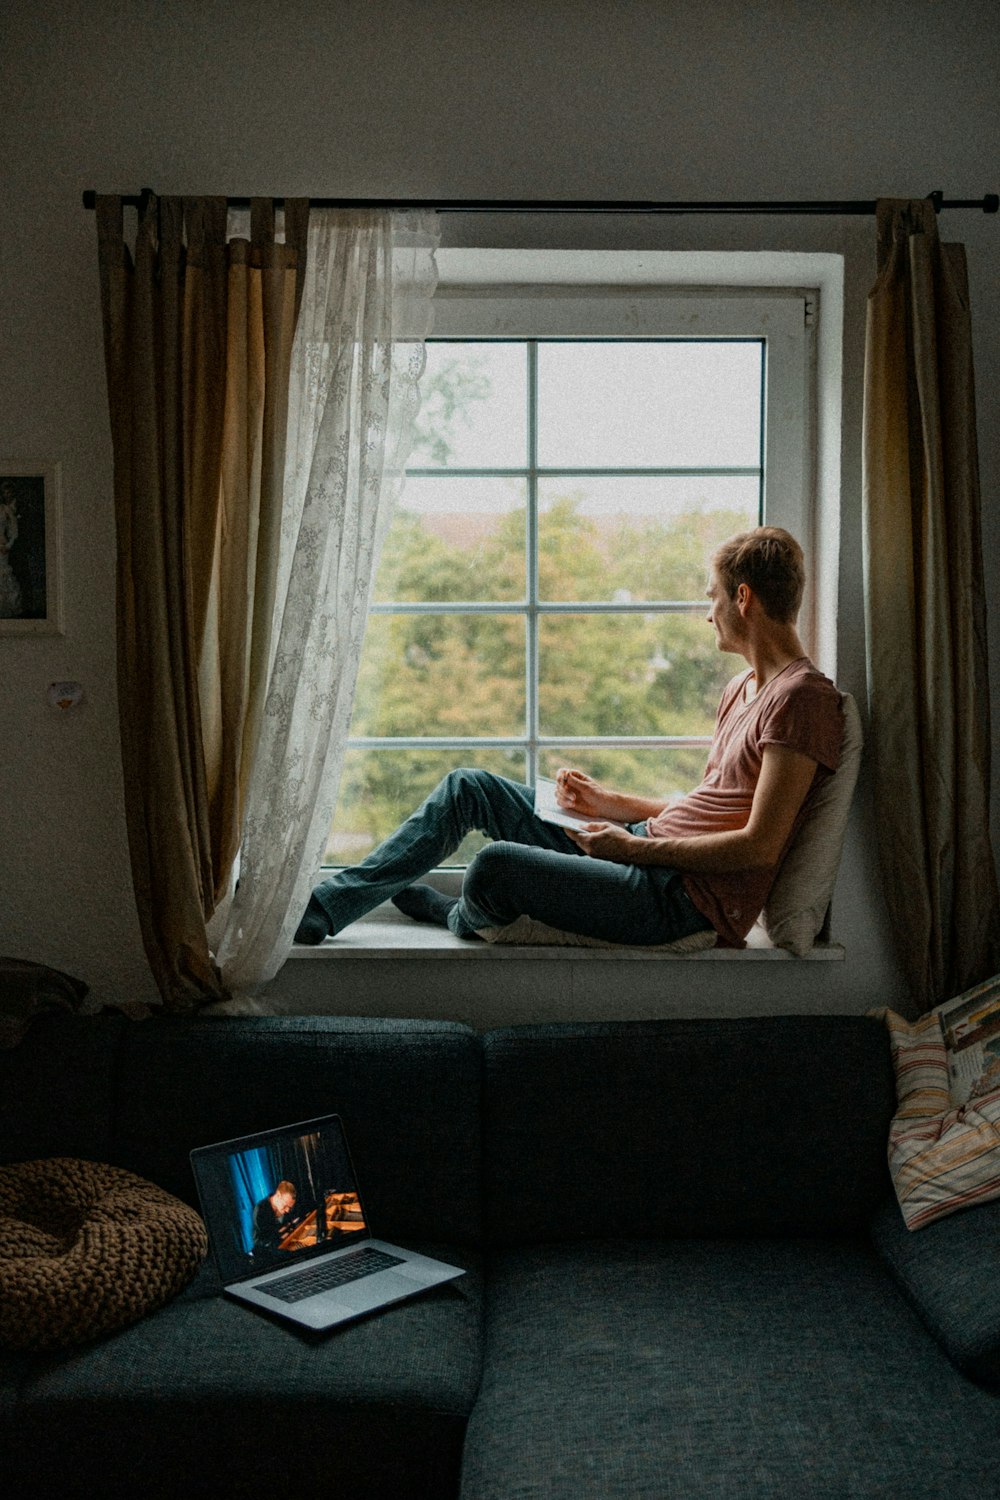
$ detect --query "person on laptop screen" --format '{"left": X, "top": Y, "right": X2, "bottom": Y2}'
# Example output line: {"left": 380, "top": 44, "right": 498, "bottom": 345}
{"left": 252, "top": 1181, "right": 297, "bottom": 1253}
{"left": 294, "top": 527, "right": 843, "bottom": 951}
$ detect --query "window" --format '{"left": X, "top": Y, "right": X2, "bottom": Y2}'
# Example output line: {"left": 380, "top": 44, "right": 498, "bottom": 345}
{"left": 326, "top": 273, "right": 815, "bottom": 868}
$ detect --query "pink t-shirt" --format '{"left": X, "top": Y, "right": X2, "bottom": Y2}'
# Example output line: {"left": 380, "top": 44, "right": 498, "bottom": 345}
{"left": 646, "top": 657, "right": 843, "bottom": 947}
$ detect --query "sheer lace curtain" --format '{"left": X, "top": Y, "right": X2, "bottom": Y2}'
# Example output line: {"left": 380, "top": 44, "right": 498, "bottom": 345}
{"left": 213, "top": 210, "right": 439, "bottom": 993}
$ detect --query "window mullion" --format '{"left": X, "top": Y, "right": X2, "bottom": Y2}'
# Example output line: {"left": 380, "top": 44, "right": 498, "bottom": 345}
{"left": 526, "top": 340, "right": 539, "bottom": 786}
{"left": 758, "top": 339, "right": 767, "bottom": 523}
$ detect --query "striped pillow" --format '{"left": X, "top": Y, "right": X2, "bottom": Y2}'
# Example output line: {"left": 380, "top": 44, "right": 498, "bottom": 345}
{"left": 879, "top": 1007, "right": 1000, "bottom": 1231}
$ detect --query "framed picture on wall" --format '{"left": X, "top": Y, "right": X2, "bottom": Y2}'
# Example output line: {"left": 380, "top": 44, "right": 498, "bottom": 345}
{"left": 0, "top": 461, "right": 63, "bottom": 635}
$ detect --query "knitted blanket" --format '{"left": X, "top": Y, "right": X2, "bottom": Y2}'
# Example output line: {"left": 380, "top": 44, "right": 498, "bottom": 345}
{"left": 0, "top": 1158, "right": 207, "bottom": 1351}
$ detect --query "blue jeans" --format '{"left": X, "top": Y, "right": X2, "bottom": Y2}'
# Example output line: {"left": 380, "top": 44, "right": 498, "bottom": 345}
{"left": 305, "top": 769, "right": 714, "bottom": 945}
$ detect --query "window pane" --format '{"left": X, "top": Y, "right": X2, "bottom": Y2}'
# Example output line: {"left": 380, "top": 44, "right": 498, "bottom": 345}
{"left": 408, "top": 342, "right": 527, "bottom": 469}
{"left": 538, "top": 477, "right": 759, "bottom": 603}
{"left": 538, "top": 746, "right": 710, "bottom": 804}
{"left": 375, "top": 477, "right": 526, "bottom": 603}
{"left": 538, "top": 613, "right": 737, "bottom": 738}
{"left": 537, "top": 341, "right": 762, "bottom": 469}
{"left": 351, "top": 613, "right": 526, "bottom": 739}
{"left": 328, "top": 747, "right": 527, "bottom": 865}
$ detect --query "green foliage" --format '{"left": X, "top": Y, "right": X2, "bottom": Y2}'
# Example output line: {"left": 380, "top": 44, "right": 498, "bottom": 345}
{"left": 409, "top": 352, "right": 492, "bottom": 466}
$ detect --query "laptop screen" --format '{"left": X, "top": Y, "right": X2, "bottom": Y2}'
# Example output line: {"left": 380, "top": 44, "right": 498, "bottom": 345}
{"left": 191, "top": 1114, "right": 370, "bottom": 1284}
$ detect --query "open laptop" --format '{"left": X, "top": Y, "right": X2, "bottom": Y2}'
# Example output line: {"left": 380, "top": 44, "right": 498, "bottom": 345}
{"left": 190, "top": 1113, "right": 465, "bottom": 1331}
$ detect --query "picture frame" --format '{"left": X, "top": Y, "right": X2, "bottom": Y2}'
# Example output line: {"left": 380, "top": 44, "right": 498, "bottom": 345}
{"left": 0, "top": 461, "right": 63, "bottom": 635}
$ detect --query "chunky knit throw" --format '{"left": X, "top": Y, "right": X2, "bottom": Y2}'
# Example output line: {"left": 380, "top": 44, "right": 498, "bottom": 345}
{"left": 0, "top": 1158, "right": 208, "bottom": 1351}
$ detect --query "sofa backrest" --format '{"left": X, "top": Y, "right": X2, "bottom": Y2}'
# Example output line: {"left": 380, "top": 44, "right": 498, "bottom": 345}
{"left": 0, "top": 1012, "right": 123, "bottom": 1168}
{"left": 0, "top": 1014, "right": 484, "bottom": 1249}
{"left": 3, "top": 1011, "right": 897, "bottom": 1251}
{"left": 482, "top": 1015, "right": 895, "bottom": 1244}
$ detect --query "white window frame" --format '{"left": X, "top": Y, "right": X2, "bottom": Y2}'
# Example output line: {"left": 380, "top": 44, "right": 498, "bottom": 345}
{"left": 329, "top": 249, "right": 843, "bottom": 871}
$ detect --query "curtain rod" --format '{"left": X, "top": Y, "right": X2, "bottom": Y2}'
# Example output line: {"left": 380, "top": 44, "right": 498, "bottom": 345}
{"left": 83, "top": 189, "right": 999, "bottom": 216}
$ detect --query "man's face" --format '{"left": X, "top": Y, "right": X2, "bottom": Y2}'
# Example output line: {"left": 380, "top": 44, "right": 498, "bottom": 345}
{"left": 706, "top": 569, "right": 743, "bottom": 653}
{"left": 275, "top": 1192, "right": 295, "bottom": 1216}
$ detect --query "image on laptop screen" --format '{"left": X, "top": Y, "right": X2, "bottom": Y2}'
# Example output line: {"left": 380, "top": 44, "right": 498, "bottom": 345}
{"left": 194, "top": 1118, "right": 369, "bottom": 1283}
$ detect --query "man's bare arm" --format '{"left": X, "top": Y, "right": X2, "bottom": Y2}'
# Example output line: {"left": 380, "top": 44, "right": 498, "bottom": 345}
{"left": 565, "top": 745, "right": 818, "bottom": 874}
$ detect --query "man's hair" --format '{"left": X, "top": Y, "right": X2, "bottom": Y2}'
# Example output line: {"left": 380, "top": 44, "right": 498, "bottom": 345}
{"left": 275, "top": 1181, "right": 296, "bottom": 1199}
{"left": 712, "top": 527, "right": 805, "bottom": 624}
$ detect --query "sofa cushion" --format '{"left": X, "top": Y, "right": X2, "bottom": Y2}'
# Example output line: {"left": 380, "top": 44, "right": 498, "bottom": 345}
{"left": 460, "top": 1238, "right": 1000, "bottom": 1500}
{"left": 871, "top": 1192, "right": 1000, "bottom": 1388}
{"left": 10, "top": 1245, "right": 483, "bottom": 1500}
{"left": 111, "top": 1016, "right": 483, "bottom": 1247}
{"left": 880, "top": 1004, "right": 1000, "bottom": 1230}
{"left": 478, "top": 915, "right": 716, "bottom": 952}
{"left": 483, "top": 1016, "right": 895, "bottom": 1243}
{"left": 761, "top": 690, "right": 862, "bottom": 954}
{"left": 0, "top": 956, "right": 89, "bottom": 1048}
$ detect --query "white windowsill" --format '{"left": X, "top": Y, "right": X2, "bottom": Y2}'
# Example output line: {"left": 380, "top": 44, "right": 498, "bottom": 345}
{"left": 210, "top": 895, "right": 849, "bottom": 1028}
{"left": 288, "top": 904, "right": 844, "bottom": 961}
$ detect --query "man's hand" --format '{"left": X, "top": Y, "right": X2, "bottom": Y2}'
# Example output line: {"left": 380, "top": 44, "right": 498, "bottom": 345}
{"left": 564, "top": 822, "right": 641, "bottom": 864}
{"left": 555, "top": 768, "right": 618, "bottom": 821}
{"left": 555, "top": 768, "right": 676, "bottom": 826}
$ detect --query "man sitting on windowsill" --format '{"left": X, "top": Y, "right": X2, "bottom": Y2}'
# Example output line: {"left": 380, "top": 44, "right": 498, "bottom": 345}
{"left": 294, "top": 526, "right": 843, "bottom": 950}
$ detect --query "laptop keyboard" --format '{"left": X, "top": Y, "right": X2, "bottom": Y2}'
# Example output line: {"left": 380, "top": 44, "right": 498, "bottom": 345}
{"left": 263, "top": 1246, "right": 406, "bottom": 1304}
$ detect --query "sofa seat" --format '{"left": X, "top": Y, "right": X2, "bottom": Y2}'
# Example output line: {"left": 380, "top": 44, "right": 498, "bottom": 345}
{"left": 0, "top": 1370, "right": 17, "bottom": 1429}
{"left": 8, "top": 1246, "right": 483, "bottom": 1500}
{"left": 460, "top": 1237, "right": 1000, "bottom": 1500}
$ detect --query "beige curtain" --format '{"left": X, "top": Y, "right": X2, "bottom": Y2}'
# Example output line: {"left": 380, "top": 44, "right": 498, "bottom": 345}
{"left": 212, "top": 210, "right": 439, "bottom": 992}
{"left": 863, "top": 198, "right": 1000, "bottom": 1011}
{"left": 96, "top": 194, "right": 307, "bottom": 1009}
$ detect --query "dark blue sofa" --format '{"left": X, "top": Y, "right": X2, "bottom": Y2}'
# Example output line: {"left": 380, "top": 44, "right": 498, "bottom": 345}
{"left": 2, "top": 1011, "right": 999, "bottom": 1499}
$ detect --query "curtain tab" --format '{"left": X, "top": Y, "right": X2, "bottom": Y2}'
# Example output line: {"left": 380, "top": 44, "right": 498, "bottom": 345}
{"left": 134, "top": 190, "right": 161, "bottom": 257}
{"left": 875, "top": 198, "right": 939, "bottom": 270}
{"left": 185, "top": 198, "right": 228, "bottom": 250}
{"left": 94, "top": 194, "right": 123, "bottom": 250}
{"left": 250, "top": 198, "right": 275, "bottom": 250}
{"left": 161, "top": 197, "right": 185, "bottom": 248}
{"left": 282, "top": 200, "right": 310, "bottom": 322}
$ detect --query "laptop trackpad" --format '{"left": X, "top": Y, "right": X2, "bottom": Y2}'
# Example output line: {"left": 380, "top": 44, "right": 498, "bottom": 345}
{"left": 337, "top": 1270, "right": 422, "bottom": 1309}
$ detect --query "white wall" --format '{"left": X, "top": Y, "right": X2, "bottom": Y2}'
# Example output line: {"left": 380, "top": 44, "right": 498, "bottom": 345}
{"left": 1, "top": 0, "right": 998, "bottom": 1017}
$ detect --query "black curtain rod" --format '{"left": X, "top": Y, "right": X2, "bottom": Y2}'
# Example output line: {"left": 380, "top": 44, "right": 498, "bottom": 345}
{"left": 83, "top": 189, "right": 999, "bottom": 216}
